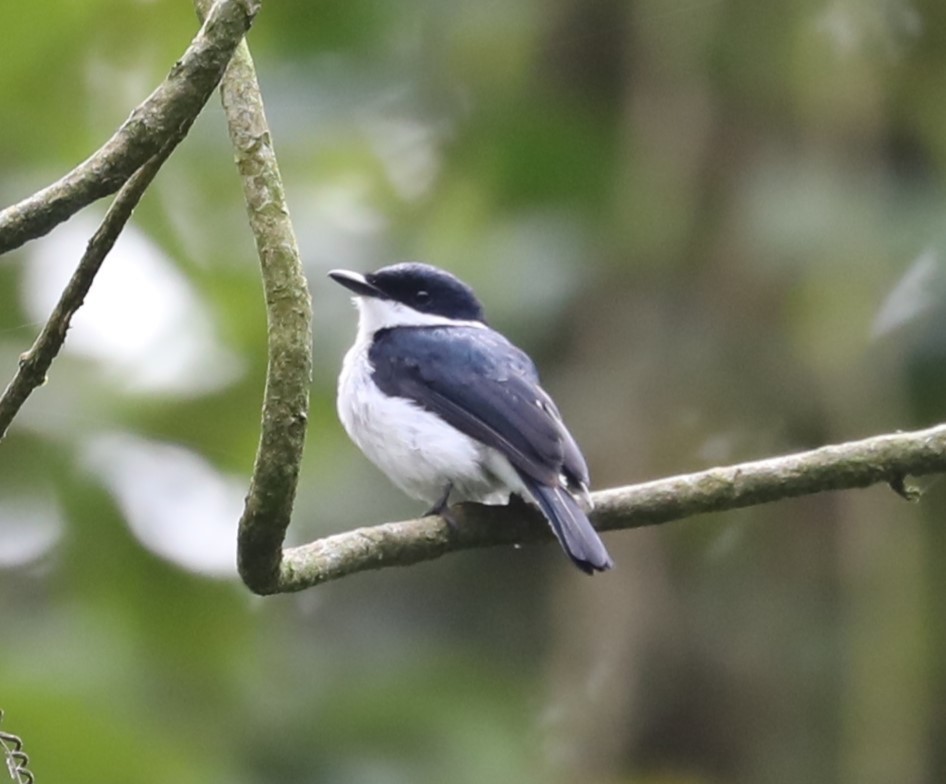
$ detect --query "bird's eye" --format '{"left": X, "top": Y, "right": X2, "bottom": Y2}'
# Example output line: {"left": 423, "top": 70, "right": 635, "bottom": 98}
{"left": 415, "top": 290, "right": 430, "bottom": 305}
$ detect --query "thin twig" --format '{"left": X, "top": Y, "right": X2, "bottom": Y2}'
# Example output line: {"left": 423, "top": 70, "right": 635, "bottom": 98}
{"left": 0, "top": 710, "right": 34, "bottom": 784}
{"left": 271, "top": 423, "right": 946, "bottom": 593}
{"left": 0, "top": 0, "right": 259, "bottom": 437}
{"left": 0, "top": 0, "right": 259, "bottom": 256}
{"left": 194, "top": 0, "right": 313, "bottom": 594}
{"left": 0, "top": 142, "right": 176, "bottom": 440}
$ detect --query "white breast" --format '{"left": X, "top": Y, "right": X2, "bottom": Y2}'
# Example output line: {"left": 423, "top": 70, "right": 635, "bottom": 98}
{"left": 336, "top": 337, "right": 516, "bottom": 507}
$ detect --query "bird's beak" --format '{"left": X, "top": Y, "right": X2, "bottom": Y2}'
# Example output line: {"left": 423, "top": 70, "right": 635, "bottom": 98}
{"left": 328, "top": 269, "right": 383, "bottom": 298}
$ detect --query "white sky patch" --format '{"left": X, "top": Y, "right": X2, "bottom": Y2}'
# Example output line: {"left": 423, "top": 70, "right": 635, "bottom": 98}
{"left": 361, "top": 110, "right": 444, "bottom": 201}
{"left": 294, "top": 176, "right": 388, "bottom": 274}
{"left": 871, "top": 248, "right": 940, "bottom": 338}
{"left": 23, "top": 214, "right": 244, "bottom": 395}
{"left": 815, "top": 0, "right": 921, "bottom": 59}
{"left": 0, "top": 495, "right": 64, "bottom": 567}
{"left": 83, "top": 432, "right": 242, "bottom": 578}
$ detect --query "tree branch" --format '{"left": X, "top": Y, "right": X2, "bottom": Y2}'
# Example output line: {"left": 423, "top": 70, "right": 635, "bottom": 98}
{"left": 270, "top": 423, "right": 946, "bottom": 593}
{"left": 0, "top": 0, "right": 259, "bottom": 256}
{"left": 0, "top": 0, "right": 260, "bottom": 439}
{"left": 0, "top": 143, "right": 179, "bottom": 440}
{"left": 194, "top": 0, "right": 313, "bottom": 594}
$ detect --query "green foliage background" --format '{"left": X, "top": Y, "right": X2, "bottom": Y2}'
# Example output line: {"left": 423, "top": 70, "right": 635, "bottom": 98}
{"left": 3, "top": 1, "right": 946, "bottom": 782}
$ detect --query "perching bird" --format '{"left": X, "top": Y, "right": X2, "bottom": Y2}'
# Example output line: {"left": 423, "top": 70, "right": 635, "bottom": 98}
{"left": 329, "top": 262, "right": 613, "bottom": 574}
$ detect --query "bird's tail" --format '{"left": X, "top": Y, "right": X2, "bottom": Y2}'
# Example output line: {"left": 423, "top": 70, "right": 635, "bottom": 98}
{"left": 523, "top": 479, "right": 613, "bottom": 574}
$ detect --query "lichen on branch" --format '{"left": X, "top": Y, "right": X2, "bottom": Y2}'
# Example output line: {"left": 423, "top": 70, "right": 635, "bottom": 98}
{"left": 270, "top": 423, "right": 946, "bottom": 593}
{"left": 194, "top": 0, "right": 313, "bottom": 595}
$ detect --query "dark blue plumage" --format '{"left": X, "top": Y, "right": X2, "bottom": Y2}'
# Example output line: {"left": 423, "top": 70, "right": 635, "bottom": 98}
{"left": 369, "top": 325, "right": 611, "bottom": 573}
{"left": 528, "top": 482, "right": 610, "bottom": 575}
{"left": 366, "top": 263, "right": 486, "bottom": 323}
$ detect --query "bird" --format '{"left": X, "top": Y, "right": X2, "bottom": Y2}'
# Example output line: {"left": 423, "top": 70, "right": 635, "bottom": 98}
{"left": 328, "top": 262, "right": 613, "bottom": 574}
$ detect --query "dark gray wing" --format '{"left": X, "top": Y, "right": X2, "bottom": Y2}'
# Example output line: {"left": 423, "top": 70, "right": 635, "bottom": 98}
{"left": 532, "top": 387, "right": 590, "bottom": 490}
{"left": 369, "top": 326, "right": 588, "bottom": 488}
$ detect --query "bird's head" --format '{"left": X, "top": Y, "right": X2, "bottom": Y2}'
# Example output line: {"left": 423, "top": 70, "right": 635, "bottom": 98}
{"left": 329, "top": 262, "right": 486, "bottom": 331}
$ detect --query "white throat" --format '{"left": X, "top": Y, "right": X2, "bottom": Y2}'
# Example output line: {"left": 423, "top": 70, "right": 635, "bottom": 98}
{"left": 352, "top": 296, "right": 485, "bottom": 341}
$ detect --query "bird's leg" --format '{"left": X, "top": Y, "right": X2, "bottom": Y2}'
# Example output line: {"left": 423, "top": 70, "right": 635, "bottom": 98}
{"left": 425, "top": 482, "right": 459, "bottom": 531}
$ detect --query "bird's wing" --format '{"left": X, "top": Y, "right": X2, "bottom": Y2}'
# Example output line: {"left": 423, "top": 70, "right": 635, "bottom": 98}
{"left": 369, "top": 325, "right": 587, "bottom": 488}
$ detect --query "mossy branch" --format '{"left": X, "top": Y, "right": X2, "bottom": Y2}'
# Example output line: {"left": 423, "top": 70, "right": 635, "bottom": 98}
{"left": 194, "top": 0, "right": 313, "bottom": 594}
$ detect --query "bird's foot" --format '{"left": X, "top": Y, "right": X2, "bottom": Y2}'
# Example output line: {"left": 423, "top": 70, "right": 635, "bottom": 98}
{"left": 425, "top": 483, "right": 460, "bottom": 532}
